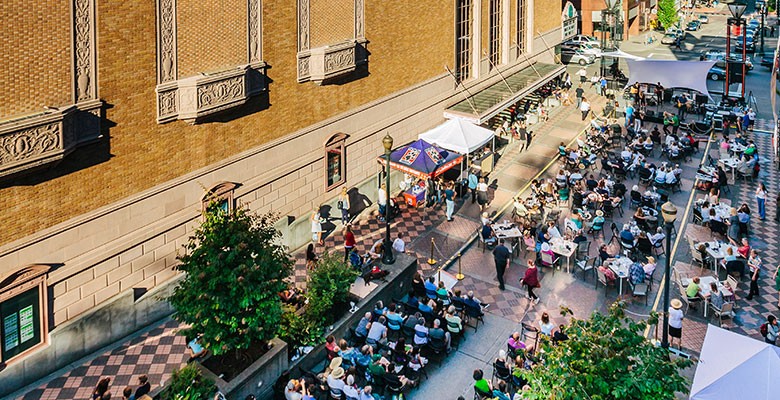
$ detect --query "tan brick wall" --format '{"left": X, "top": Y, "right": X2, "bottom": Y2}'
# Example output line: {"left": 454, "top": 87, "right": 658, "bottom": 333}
{"left": 533, "top": 0, "right": 562, "bottom": 34}
{"left": 310, "top": 0, "right": 354, "bottom": 48}
{"left": 0, "top": 0, "right": 71, "bottom": 116}
{"left": 0, "top": 0, "right": 454, "bottom": 246}
{"left": 177, "top": 0, "right": 247, "bottom": 77}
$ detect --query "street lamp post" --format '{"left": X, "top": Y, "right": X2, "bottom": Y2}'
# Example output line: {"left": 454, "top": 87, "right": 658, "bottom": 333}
{"left": 381, "top": 134, "right": 395, "bottom": 265}
{"left": 725, "top": 0, "right": 748, "bottom": 101}
{"left": 760, "top": 2, "right": 766, "bottom": 56}
{"left": 660, "top": 201, "right": 678, "bottom": 349}
{"left": 601, "top": 0, "right": 619, "bottom": 80}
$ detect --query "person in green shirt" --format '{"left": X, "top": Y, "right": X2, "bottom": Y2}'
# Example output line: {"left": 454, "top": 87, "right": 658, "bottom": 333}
{"left": 686, "top": 276, "right": 702, "bottom": 304}
{"left": 671, "top": 114, "right": 680, "bottom": 135}
{"left": 473, "top": 369, "right": 493, "bottom": 396}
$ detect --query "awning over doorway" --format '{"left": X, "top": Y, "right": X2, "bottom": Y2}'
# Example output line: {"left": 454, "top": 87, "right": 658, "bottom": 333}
{"left": 444, "top": 63, "right": 566, "bottom": 125}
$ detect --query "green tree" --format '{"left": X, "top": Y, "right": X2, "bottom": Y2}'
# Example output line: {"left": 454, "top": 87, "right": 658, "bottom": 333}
{"left": 169, "top": 206, "right": 293, "bottom": 356}
{"left": 161, "top": 364, "right": 217, "bottom": 400}
{"left": 304, "top": 252, "right": 359, "bottom": 328}
{"left": 657, "top": 0, "right": 679, "bottom": 31}
{"left": 521, "top": 302, "right": 692, "bottom": 400}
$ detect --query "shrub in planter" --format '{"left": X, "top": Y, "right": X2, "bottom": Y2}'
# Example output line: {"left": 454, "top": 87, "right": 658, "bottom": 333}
{"left": 169, "top": 206, "right": 293, "bottom": 356}
{"left": 304, "top": 252, "right": 359, "bottom": 328}
{"left": 161, "top": 364, "right": 217, "bottom": 400}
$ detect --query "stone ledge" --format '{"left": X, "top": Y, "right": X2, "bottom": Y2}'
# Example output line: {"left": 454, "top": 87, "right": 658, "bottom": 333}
{"left": 297, "top": 39, "right": 368, "bottom": 85}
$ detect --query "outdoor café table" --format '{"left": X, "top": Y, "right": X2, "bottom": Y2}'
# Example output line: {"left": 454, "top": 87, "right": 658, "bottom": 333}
{"left": 606, "top": 257, "right": 633, "bottom": 295}
{"left": 702, "top": 241, "right": 739, "bottom": 271}
{"left": 494, "top": 222, "right": 523, "bottom": 239}
{"left": 549, "top": 237, "right": 577, "bottom": 273}
{"left": 718, "top": 157, "right": 740, "bottom": 181}
{"left": 727, "top": 141, "right": 746, "bottom": 154}
{"left": 698, "top": 275, "right": 734, "bottom": 317}
{"left": 709, "top": 204, "right": 731, "bottom": 221}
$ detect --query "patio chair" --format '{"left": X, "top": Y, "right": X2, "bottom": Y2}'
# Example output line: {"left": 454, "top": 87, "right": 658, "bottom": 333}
{"left": 576, "top": 240, "right": 591, "bottom": 260}
{"left": 597, "top": 269, "right": 615, "bottom": 295}
{"left": 576, "top": 256, "right": 597, "bottom": 282}
{"left": 709, "top": 302, "right": 735, "bottom": 327}
{"left": 588, "top": 219, "right": 605, "bottom": 236}
{"left": 540, "top": 252, "right": 560, "bottom": 274}
{"left": 630, "top": 281, "right": 649, "bottom": 305}
{"left": 652, "top": 239, "right": 665, "bottom": 258}
{"left": 491, "top": 361, "right": 512, "bottom": 388}
{"left": 608, "top": 222, "right": 620, "bottom": 246}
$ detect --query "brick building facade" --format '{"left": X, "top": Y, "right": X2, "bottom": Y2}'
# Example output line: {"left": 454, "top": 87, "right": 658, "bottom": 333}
{"left": 0, "top": 0, "right": 564, "bottom": 392}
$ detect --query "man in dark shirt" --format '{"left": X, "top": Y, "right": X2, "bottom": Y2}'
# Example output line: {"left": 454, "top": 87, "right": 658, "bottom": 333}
{"left": 134, "top": 375, "right": 151, "bottom": 399}
{"left": 428, "top": 319, "right": 451, "bottom": 351}
{"left": 575, "top": 84, "right": 585, "bottom": 108}
{"left": 493, "top": 239, "right": 511, "bottom": 290}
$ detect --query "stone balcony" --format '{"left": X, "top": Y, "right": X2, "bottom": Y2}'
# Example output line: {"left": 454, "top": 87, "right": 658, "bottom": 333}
{"left": 297, "top": 39, "right": 368, "bottom": 84}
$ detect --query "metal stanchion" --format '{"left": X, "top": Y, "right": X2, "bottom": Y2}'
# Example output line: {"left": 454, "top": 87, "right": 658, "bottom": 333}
{"left": 437, "top": 268, "right": 442, "bottom": 284}
{"left": 427, "top": 237, "right": 437, "bottom": 265}
{"left": 456, "top": 252, "right": 465, "bottom": 280}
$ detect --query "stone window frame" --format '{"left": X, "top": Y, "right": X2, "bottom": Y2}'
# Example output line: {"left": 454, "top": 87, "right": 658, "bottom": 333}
{"left": 296, "top": 0, "right": 368, "bottom": 85}
{"left": 0, "top": 265, "right": 51, "bottom": 368}
{"left": 488, "top": 0, "right": 502, "bottom": 68}
{"left": 516, "top": 0, "right": 527, "bottom": 56}
{"left": 201, "top": 181, "right": 241, "bottom": 213}
{"left": 324, "top": 133, "right": 348, "bottom": 192}
{"left": 155, "top": 0, "right": 268, "bottom": 124}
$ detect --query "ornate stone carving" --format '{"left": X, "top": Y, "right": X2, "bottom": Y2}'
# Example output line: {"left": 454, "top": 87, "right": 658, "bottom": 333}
{"left": 298, "top": 55, "right": 311, "bottom": 81}
{"left": 157, "top": 88, "right": 178, "bottom": 122}
{"left": 298, "top": 0, "right": 310, "bottom": 51}
{"left": 0, "top": 107, "right": 80, "bottom": 179}
{"left": 248, "top": 0, "right": 262, "bottom": 63}
{"left": 197, "top": 77, "right": 246, "bottom": 108}
{"left": 304, "top": 40, "right": 366, "bottom": 84}
{"left": 73, "top": 0, "right": 97, "bottom": 102}
{"left": 157, "top": 0, "right": 177, "bottom": 83}
{"left": 324, "top": 47, "right": 356, "bottom": 73}
{"left": 355, "top": 0, "right": 364, "bottom": 39}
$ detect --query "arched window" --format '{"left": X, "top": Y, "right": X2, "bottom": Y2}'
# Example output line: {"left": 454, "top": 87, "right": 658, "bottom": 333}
{"left": 0, "top": 264, "right": 51, "bottom": 366}
{"left": 201, "top": 181, "right": 241, "bottom": 212}
{"left": 325, "top": 133, "right": 348, "bottom": 191}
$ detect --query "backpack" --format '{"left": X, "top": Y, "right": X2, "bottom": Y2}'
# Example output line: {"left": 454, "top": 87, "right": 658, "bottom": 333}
{"left": 760, "top": 323, "right": 768, "bottom": 337}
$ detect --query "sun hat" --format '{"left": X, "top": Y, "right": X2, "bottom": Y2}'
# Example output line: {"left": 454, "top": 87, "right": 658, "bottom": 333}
{"left": 329, "top": 357, "right": 343, "bottom": 371}
{"left": 671, "top": 299, "right": 683, "bottom": 310}
{"left": 646, "top": 256, "right": 655, "bottom": 263}
{"left": 596, "top": 210, "right": 604, "bottom": 216}
{"left": 331, "top": 367, "right": 345, "bottom": 379}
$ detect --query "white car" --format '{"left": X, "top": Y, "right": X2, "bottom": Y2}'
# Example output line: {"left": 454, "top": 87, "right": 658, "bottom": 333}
{"left": 568, "top": 34, "right": 601, "bottom": 48}
{"left": 564, "top": 41, "right": 602, "bottom": 57}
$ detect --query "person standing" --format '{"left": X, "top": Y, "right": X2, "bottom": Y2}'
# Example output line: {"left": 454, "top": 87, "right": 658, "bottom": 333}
{"left": 520, "top": 259, "right": 540, "bottom": 304}
{"left": 599, "top": 76, "right": 608, "bottom": 97}
{"left": 747, "top": 250, "right": 762, "bottom": 300}
{"left": 764, "top": 315, "right": 779, "bottom": 345}
{"left": 575, "top": 84, "right": 584, "bottom": 108}
{"left": 671, "top": 113, "right": 680, "bottom": 136}
{"left": 580, "top": 98, "right": 591, "bottom": 121}
{"left": 525, "top": 130, "right": 534, "bottom": 151}
{"left": 493, "top": 239, "right": 511, "bottom": 290}
{"left": 310, "top": 208, "right": 324, "bottom": 245}
{"left": 668, "top": 298, "right": 684, "bottom": 349}
{"left": 444, "top": 181, "right": 456, "bottom": 221}
{"left": 756, "top": 183, "right": 768, "bottom": 220}
{"left": 467, "top": 170, "right": 479, "bottom": 204}
{"left": 477, "top": 177, "right": 489, "bottom": 211}
{"left": 773, "top": 264, "right": 780, "bottom": 308}
{"left": 305, "top": 243, "right": 318, "bottom": 270}
{"left": 576, "top": 66, "right": 588, "bottom": 83}
{"left": 338, "top": 187, "right": 350, "bottom": 225}
{"left": 344, "top": 224, "right": 356, "bottom": 262}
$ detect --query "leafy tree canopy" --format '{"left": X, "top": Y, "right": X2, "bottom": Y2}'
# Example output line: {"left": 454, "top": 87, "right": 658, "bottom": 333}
{"left": 521, "top": 302, "right": 692, "bottom": 400}
{"left": 657, "top": 0, "right": 679, "bottom": 31}
{"left": 161, "top": 364, "right": 216, "bottom": 400}
{"left": 169, "top": 206, "right": 293, "bottom": 356}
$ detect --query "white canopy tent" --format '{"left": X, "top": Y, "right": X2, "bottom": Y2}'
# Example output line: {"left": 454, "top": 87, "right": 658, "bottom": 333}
{"left": 690, "top": 324, "right": 780, "bottom": 400}
{"left": 625, "top": 59, "right": 716, "bottom": 99}
{"left": 600, "top": 49, "right": 645, "bottom": 60}
{"left": 418, "top": 118, "right": 494, "bottom": 155}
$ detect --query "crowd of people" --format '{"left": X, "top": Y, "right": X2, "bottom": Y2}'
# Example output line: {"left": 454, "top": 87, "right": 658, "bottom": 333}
{"left": 91, "top": 375, "right": 151, "bottom": 400}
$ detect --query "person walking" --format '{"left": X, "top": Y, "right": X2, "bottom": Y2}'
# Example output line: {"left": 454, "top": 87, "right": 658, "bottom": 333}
{"left": 525, "top": 130, "right": 534, "bottom": 151}
{"left": 378, "top": 183, "right": 387, "bottom": 221}
{"left": 467, "top": 170, "right": 479, "bottom": 204}
{"left": 493, "top": 239, "right": 511, "bottom": 290}
{"left": 575, "top": 84, "right": 584, "bottom": 108}
{"left": 338, "top": 186, "right": 350, "bottom": 225}
{"left": 344, "top": 224, "right": 356, "bottom": 262}
{"left": 756, "top": 183, "right": 767, "bottom": 220}
{"left": 310, "top": 208, "right": 324, "bottom": 245}
{"left": 668, "top": 298, "right": 684, "bottom": 349}
{"left": 674, "top": 36, "right": 682, "bottom": 50}
{"left": 444, "top": 181, "right": 456, "bottom": 221}
{"left": 520, "top": 259, "right": 540, "bottom": 304}
{"left": 580, "top": 98, "right": 591, "bottom": 121}
{"left": 599, "top": 76, "right": 608, "bottom": 97}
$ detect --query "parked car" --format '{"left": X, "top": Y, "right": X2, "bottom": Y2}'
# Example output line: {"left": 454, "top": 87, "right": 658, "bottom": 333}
{"left": 708, "top": 66, "right": 726, "bottom": 80}
{"left": 702, "top": 51, "right": 753, "bottom": 70}
{"left": 563, "top": 41, "right": 602, "bottom": 57}
{"left": 568, "top": 34, "right": 601, "bottom": 47}
{"left": 560, "top": 47, "right": 596, "bottom": 65}
{"left": 666, "top": 28, "right": 687, "bottom": 40}
{"left": 761, "top": 52, "right": 775, "bottom": 67}
{"left": 699, "top": 15, "right": 709, "bottom": 24}
{"left": 735, "top": 40, "right": 756, "bottom": 53}
{"left": 661, "top": 33, "right": 678, "bottom": 44}
{"left": 686, "top": 21, "right": 702, "bottom": 31}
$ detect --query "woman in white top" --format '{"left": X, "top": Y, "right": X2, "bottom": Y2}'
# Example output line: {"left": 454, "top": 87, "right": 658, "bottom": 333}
{"left": 756, "top": 182, "right": 767, "bottom": 220}
{"left": 338, "top": 187, "right": 350, "bottom": 225}
{"left": 477, "top": 178, "right": 489, "bottom": 211}
{"left": 668, "top": 299, "right": 684, "bottom": 349}
{"left": 310, "top": 209, "right": 324, "bottom": 245}
{"left": 539, "top": 312, "right": 555, "bottom": 336}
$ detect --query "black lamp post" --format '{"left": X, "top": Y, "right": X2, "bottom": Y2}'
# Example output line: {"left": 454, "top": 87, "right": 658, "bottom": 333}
{"left": 725, "top": 0, "right": 748, "bottom": 101}
{"left": 760, "top": 2, "right": 767, "bottom": 56}
{"left": 660, "top": 201, "right": 678, "bottom": 349}
{"left": 600, "top": 0, "right": 619, "bottom": 79}
{"left": 381, "top": 134, "right": 395, "bottom": 265}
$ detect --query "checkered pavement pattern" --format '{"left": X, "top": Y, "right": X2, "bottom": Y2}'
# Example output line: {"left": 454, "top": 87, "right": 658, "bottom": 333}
{"left": 718, "top": 131, "right": 780, "bottom": 341}
{"left": 753, "top": 118, "right": 776, "bottom": 132}
{"left": 16, "top": 319, "right": 188, "bottom": 400}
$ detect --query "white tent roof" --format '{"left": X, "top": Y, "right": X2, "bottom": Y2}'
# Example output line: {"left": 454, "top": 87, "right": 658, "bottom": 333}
{"left": 625, "top": 59, "right": 716, "bottom": 98}
{"left": 418, "top": 118, "right": 494, "bottom": 154}
{"left": 601, "top": 49, "right": 645, "bottom": 60}
{"left": 690, "top": 325, "right": 780, "bottom": 399}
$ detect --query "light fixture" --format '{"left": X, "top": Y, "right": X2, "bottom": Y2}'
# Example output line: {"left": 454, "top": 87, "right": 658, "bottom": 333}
{"left": 727, "top": 0, "right": 747, "bottom": 20}
{"left": 382, "top": 133, "right": 393, "bottom": 152}
{"left": 661, "top": 201, "right": 678, "bottom": 224}
{"left": 605, "top": 0, "right": 618, "bottom": 9}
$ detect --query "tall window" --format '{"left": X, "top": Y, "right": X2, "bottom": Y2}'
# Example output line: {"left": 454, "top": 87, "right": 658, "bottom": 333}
{"left": 325, "top": 134, "right": 348, "bottom": 191}
{"left": 455, "top": 0, "right": 473, "bottom": 82}
{"left": 517, "top": 0, "right": 527, "bottom": 55}
{"left": 489, "top": 0, "right": 501, "bottom": 67}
